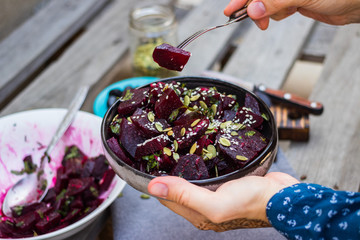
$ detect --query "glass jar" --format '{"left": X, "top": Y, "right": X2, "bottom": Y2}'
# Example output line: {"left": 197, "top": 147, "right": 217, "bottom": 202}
{"left": 129, "top": 2, "right": 178, "bottom": 77}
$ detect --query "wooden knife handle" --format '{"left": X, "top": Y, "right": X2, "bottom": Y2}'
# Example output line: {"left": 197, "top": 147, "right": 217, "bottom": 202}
{"left": 257, "top": 84, "right": 324, "bottom": 115}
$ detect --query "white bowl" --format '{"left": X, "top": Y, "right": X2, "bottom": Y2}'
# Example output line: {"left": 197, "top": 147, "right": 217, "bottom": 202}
{"left": 0, "top": 109, "right": 126, "bottom": 240}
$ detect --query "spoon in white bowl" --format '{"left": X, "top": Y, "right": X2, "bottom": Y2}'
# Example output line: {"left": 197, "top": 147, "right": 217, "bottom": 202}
{"left": 2, "top": 86, "right": 89, "bottom": 217}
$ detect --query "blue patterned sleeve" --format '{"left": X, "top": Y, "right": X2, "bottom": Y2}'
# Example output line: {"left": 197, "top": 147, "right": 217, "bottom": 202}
{"left": 266, "top": 183, "right": 360, "bottom": 240}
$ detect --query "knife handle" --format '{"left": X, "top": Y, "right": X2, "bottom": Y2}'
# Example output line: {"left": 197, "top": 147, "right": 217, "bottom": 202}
{"left": 256, "top": 84, "right": 324, "bottom": 115}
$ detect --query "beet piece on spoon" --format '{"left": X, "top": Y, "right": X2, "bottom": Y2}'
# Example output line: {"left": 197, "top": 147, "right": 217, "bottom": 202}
{"left": 152, "top": 43, "right": 191, "bottom": 72}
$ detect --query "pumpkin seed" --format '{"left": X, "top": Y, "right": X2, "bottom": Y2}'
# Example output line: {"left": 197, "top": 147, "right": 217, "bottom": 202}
{"left": 168, "top": 109, "right": 179, "bottom": 122}
{"left": 127, "top": 117, "right": 132, "bottom": 123}
{"left": 219, "top": 137, "right": 231, "bottom": 147}
{"left": 163, "top": 127, "right": 172, "bottom": 132}
{"left": 199, "top": 101, "right": 208, "bottom": 109}
{"left": 220, "top": 121, "right": 232, "bottom": 129}
{"left": 207, "top": 145, "right": 217, "bottom": 158}
{"left": 191, "top": 119, "right": 201, "bottom": 127}
{"left": 163, "top": 147, "right": 172, "bottom": 156}
{"left": 189, "top": 142, "right": 197, "bottom": 154}
{"left": 261, "top": 113, "right": 269, "bottom": 121}
{"left": 236, "top": 155, "right": 248, "bottom": 161}
{"left": 205, "top": 152, "right": 213, "bottom": 160}
{"left": 190, "top": 94, "right": 200, "bottom": 101}
{"left": 231, "top": 131, "right": 238, "bottom": 136}
{"left": 184, "top": 95, "right": 190, "bottom": 106}
{"left": 211, "top": 104, "right": 217, "bottom": 116}
{"left": 147, "top": 112, "right": 155, "bottom": 122}
{"left": 173, "top": 153, "right": 180, "bottom": 162}
{"left": 162, "top": 84, "right": 169, "bottom": 91}
{"left": 155, "top": 122, "right": 163, "bottom": 132}
{"left": 181, "top": 127, "right": 186, "bottom": 136}
{"left": 233, "top": 123, "right": 246, "bottom": 130}
{"left": 174, "top": 140, "right": 178, "bottom": 152}
{"left": 193, "top": 105, "right": 198, "bottom": 109}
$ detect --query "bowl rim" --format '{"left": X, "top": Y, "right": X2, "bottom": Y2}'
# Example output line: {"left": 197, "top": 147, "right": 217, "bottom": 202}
{"left": 101, "top": 76, "right": 278, "bottom": 185}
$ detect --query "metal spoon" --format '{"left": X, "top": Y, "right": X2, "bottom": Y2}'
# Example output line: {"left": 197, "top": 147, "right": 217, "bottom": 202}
{"left": 2, "top": 86, "right": 89, "bottom": 217}
{"left": 177, "top": 4, "right": 250, "bottom": 49}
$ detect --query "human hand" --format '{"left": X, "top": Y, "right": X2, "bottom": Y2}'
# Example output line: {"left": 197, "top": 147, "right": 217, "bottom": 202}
{"left": 224, "top": 0, "right": 360, "bottom": 30}
{"left": 148, "top": 172, "right": 299, "bottom": 231}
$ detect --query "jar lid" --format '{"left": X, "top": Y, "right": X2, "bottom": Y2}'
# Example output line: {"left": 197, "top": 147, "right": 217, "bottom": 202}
{"left": 129, "top": 4, "right": 176, "bottom": 32}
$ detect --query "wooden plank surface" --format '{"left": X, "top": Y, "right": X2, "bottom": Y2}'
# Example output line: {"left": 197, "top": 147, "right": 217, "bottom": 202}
{"left": 179, "top": 0, "right": 244, "bottom": 75}
{"left": 301, "top": 22, "right": 338, "bottom": 61}
{"left": 286, "top": 24, "right": 360, "bottom": 192}
{"left": 0, "top": 0, "right": 139, "bottom": 117}
{"left": 223, "top": 13, "right": 315, "bottom": 89}
{"left": 0, "top": 0, "right": 110, "bottom": 109}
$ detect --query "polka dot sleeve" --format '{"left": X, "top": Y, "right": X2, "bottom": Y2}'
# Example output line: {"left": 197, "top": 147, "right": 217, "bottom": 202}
{"left": 266, "top": 183, "right": 360, "bottom": 240}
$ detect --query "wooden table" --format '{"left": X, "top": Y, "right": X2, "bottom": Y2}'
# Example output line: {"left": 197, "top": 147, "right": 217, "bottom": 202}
{"left": 1, "top": 0, "right": 360, "bottom": 238}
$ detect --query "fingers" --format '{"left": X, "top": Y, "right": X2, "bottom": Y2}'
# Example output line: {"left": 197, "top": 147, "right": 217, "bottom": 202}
{"left": 265, "top": 172, "right": 300, "bottom": 187}
{"left": 148, "top": 176, "right": 220, "bottom": 217}
{"left": 224, "top": 0, "right": 249, "bottom": 16}
{"left": 225, "top": 0, "right": 305, "bottom": 30}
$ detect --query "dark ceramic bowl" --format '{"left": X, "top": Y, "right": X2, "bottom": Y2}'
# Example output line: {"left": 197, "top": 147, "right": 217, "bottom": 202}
{"left": 101, "top": 76, "right": 278, "bottom": 194}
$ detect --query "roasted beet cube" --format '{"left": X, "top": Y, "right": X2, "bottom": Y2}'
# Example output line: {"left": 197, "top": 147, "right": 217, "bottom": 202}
{"left": 11, "top": 202, "right": 45, "bottom": 218}
{"left": 62, "top": 145, "right": 86, "bottom": 164}
{"left": 67, "top": 177, "right": 93, "bottom": 196}
{"left": 43, "top": 188, "right": 57, "bottom": 203}
{"left": 154, "top": 88, "right": 183, "bottom": 119}
{"left": 237, "top": 127, "right": 268, "bottom": 152}
{"left": 99, "top": 169, "right": 116, "bottom": 194}
{"left": 35, "top": 205, "right": 54, "bottom": 219}
{"left": 172, "top": 119, "right": 209, "bottom": 149}
{"left": 157, "top": 153, "right": 175, "bottom": 172}
{"left": 135, "top": 134, "right": 171, "bottom": 158}
{"left": 14, "top": 211, "right": 39, "bottom": 231}
{"left": 221, "top": 95, "right": 237, "bottom": 111}
{"left": 62, "top": 208, "right": 81, "bottom": 224}
{"left": 70, "top": 195, "right": 84, "bottom": 209}
{"left": 217, "top": 133, "right": 257, "bottom": 168}
{"left": 172, "top": 154, "right": 209, "bottom": 180}
{"left": 91, "top": 155, "right": 109, "bottom": 181}
{"left": 131, "top": 108, "right": 170, "bottom": 138}
{"left": 82, "top": 182, "right": 100, "bottom": 201}
{"left": 54, "top": 167, "right": 68, "bottom": 194}
{"left": 64, "top": 158, "right": 83, "bottom": 177}
{"left": 223, "top": 110, "right": 237, "bottom": 121}
{"left": 173, "top": 111, "right": 204, "bottom": 126}
{"left": 106, "top": 137, "right": 133, "bottom": 166}
{"left": 117, "top": 88, "right": 149, "bottom": 117}
{"left": 35, "top": 211, "right": 61, "bottom": 233}
{"left": 152, "top": 43, "right": 191, "bottom": 71}
{"left": 245, "top": 93, "right": 261, "bottom": 116}
{"left": 81, "top": 159, "right": 95, "bottom": 178}
{"left": 119, "top": 119, "right": 146, "bottom": 158}
{"left": 195, "top": 135, "right": 208, "bottom": 155}
{"left": 236, "top": 106, "right": 264, "bottom": 128}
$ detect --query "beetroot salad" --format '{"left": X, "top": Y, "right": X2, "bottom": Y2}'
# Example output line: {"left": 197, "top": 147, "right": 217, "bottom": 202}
{"left": 106, "top": 81, "right": 269, "bottom": 180}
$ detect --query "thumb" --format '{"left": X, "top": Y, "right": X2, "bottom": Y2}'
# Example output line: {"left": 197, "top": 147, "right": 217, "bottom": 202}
{"left": 148, "top": 176, "right": 217, "bottom": 214}
{"left": 247, "top": 0, "right": 301, "bottom": 20}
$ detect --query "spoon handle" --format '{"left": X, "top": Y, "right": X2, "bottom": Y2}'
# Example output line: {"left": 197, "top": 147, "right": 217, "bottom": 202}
{"left": 42, "top": 85, "right": 89, "bottom": 165}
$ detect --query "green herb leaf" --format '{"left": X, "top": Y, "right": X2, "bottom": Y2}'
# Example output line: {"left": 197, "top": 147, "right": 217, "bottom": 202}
{"left": 245, "top": 131, "right": 256, "bottom": 137}
{"left": 140, "top": 194, "right": 150, "bottom": 199}
{"left": 13, "top": 205, "right": 23, "bottom": 216}
{"left": 121, "top": 89, "right": 134, "bottom": 101}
